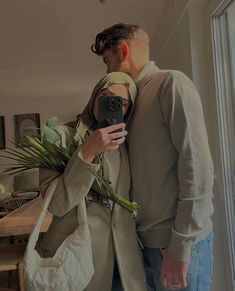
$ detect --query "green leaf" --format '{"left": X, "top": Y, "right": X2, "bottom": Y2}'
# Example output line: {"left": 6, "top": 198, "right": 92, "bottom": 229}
{"left": 43, "top": 125, "right": 60, "bottom": 144}
{"left": 46, "top": 116, "right": 58, "bottom": 128}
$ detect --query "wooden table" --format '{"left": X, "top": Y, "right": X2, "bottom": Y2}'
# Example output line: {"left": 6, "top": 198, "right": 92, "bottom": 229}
{"left": 0, "top": 196, "right": 52, "bottom": 237}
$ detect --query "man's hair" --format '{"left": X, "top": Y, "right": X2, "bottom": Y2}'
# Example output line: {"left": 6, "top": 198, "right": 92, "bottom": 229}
{"left": 91, "top": 23, "right": 148, "bottom": 55}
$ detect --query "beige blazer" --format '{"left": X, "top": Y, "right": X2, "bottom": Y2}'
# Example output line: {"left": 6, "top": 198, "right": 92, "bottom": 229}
{"left": 39, "top": 127, "right": 147, "bottom": 291}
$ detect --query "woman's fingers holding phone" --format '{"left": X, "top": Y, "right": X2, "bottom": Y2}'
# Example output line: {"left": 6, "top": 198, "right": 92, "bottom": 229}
{"left": 103, "top": 123, "right": 126, "bottom": 134}
{"left": 80, "top": 124, "right": 127, "bottom": 162}
{"left": 108, "top": 130, "right": 128, "bottom": 141}
{"left": 102, "top": 122, "right": 127, "bottom": 141}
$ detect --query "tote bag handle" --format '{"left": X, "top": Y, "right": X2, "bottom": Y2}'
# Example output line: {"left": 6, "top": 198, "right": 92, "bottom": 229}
{"left": 27, "top": 178, "right": 87, "bottom": 251}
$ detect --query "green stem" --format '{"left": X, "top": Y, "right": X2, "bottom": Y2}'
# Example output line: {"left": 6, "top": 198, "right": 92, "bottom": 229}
{"left": 90, "top": 168, "right": 139, "bottom": 217}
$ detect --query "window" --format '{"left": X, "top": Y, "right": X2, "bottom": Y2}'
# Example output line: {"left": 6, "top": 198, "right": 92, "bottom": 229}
{"left": 212, "top": 0, "right": 235, "bottom": 286}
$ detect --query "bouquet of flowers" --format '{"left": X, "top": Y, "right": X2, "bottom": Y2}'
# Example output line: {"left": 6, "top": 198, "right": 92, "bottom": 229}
{"left": 0, "top": 116, "right": 138, "bottom": 217}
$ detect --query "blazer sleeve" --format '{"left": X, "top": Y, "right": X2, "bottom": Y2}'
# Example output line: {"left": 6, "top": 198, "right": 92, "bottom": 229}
{"left": 159, "top": 72, "right": 214, "bottom": 261}
{"left": 39, "top": 126, "right": 100, "bottom": 217}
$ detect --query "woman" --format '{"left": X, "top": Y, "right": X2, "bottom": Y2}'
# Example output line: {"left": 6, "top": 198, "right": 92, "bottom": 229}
{"left": 39, "top": 72, "right": 147, "bottom": 291}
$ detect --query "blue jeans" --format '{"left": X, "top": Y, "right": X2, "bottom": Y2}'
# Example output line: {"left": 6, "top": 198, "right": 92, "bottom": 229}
{"left": 143, "top": 232, "right": 213, "bottom": 291}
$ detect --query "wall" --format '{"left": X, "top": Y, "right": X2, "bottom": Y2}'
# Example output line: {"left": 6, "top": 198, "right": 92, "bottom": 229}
{"left": 151, "top": 0, "right": 192, "bottom": 78}
{"left": 0, "top": 1, "right": 105, "bottom": 171}
{"left": 0, "top": 1, "right": 102, "bottom": 171}
{"left": 151, "top": 0, "right": 230, "bottom": 290}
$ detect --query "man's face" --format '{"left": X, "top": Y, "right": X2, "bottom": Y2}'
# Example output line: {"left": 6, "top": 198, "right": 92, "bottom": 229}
{"left": 102, "top": 49, "right": 129, "bottom": 74}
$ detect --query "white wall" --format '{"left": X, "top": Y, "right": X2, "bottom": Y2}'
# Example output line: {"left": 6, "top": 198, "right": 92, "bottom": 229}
{"left": 151, "top": 0, "right": 192, "bottom": 78}
{"left": 0, "top": 1, "right": 105, "bottom": 166}
{"left": 152, "top": 0, "right": 230, "bottom": 290}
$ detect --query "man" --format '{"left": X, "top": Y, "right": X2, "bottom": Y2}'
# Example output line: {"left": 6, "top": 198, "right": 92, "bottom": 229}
{"left": 91, "top": 23, "right": 214, "bottom": 291}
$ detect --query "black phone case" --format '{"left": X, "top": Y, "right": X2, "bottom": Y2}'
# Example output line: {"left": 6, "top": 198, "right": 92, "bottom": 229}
{"left": 98, "top": 96, "right": 123, "bottom": 129}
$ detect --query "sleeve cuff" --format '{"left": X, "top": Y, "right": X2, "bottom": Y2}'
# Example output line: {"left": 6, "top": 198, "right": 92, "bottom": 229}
{"left": 64, "top": 147, "right": 100, "bottom": 183}
{"left": 168, "top": 229, "right": 193, "bottom": 262}
{"left": 78, "top": 150, "right": 99, "bottom": 166}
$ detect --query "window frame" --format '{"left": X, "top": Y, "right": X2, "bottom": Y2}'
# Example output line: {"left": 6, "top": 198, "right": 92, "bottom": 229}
{"left": 211, "top": 0, "right": 235, "bottom": 287}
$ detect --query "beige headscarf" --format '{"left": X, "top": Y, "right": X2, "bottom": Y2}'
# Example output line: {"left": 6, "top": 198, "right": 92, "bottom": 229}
{"left": 74, "top": 72, "right": 137, "bottom": 140}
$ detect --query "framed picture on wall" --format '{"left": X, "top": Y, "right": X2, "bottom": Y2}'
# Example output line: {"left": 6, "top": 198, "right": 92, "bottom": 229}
{"left": 14, "top": 113, "right": 41, "bottom": 147}
{"left": 0, "top": 116, "right": 6, "bottom": 149}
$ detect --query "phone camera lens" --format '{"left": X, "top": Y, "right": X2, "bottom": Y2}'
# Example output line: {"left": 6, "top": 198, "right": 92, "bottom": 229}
{"left": 109, "top": 97, "right": 122, "bottom": 110}
{"left": 105, "top": 118, "right": 111, "bottom": 125}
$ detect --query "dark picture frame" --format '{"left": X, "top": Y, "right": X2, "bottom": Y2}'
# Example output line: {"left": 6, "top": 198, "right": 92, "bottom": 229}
{"left": 14, "top": 113, "right": 41, "bottom": 147}
{"left": 0, "top": 116, "right": 6, "bottom": 149}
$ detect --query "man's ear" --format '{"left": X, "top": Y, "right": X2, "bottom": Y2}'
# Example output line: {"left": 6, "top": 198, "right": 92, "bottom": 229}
{"left": 119, "top": 42, "right": 129, "bottom": 61}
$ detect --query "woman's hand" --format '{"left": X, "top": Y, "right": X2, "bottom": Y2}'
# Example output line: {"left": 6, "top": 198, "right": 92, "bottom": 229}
{"left": 80, "top": 123, "right": 127, "bottom": 163}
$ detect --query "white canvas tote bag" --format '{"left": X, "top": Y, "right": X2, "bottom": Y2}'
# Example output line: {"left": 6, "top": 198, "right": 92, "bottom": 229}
{"left": 24, "top": 178, "right": 94, "bottom": 291}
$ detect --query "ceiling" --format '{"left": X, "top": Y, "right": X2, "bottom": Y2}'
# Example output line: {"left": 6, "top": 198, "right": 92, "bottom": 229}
{"left": 0, "top": 0, "right": 167, "bottom": 99}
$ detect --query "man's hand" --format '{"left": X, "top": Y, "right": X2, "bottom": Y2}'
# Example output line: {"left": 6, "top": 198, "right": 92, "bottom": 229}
{"left": 81, "top": 123, "right": 127, "bottom": 163}
{"left": 160, "top": 249, "right": 188, "bottom": 290}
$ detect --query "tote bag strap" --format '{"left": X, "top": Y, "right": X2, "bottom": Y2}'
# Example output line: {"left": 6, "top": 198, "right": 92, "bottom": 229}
{"left": 27, "top": 178, "right": 88, "bottom": 251}
{"left": 27, "top": 178, "right": 59, "bottom": 250}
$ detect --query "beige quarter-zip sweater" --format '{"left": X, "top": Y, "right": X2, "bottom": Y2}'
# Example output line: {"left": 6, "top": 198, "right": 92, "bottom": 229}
{"left": 128, "top": 61, "right": 214, "bottom": 262}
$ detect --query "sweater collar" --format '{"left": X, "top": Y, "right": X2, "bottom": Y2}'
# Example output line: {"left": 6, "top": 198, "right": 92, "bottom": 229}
{"left": 135, "top": 61, "right": 160, "bottom": 88}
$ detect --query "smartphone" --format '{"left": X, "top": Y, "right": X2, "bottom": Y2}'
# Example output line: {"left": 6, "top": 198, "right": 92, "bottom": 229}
{"left": 98, "top": 96, "right": 123, "bottom": 130}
